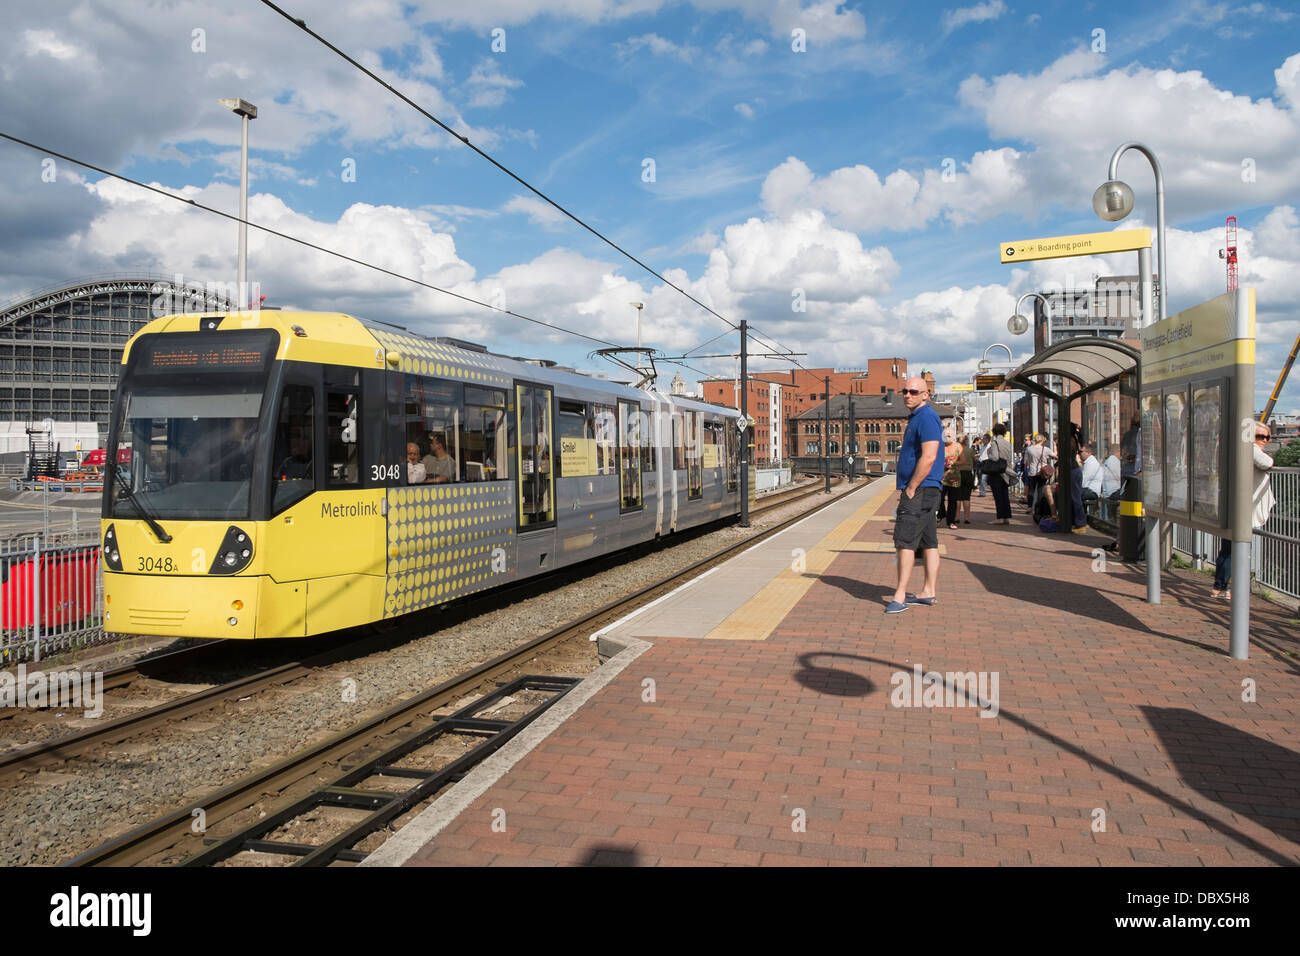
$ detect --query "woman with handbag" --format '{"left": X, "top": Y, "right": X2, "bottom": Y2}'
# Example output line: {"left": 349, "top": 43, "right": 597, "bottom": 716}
{"left": 946, "top": 434, "right": 976, "bottom": 526}
{"left": 983, "top": 423, "right": 1014, "bottom": 524}
{"left": 940, "top": 429, "right": 962, "bottom": 528}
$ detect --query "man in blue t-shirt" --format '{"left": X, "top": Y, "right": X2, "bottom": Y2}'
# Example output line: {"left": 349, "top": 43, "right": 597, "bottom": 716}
{"left": 887, "top": 378, "right": 945, "bottom": 613}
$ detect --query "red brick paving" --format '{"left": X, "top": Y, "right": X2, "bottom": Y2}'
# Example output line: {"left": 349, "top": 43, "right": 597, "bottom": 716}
{"left": 403, "top": 486, "right": 1300, "bottom": 866}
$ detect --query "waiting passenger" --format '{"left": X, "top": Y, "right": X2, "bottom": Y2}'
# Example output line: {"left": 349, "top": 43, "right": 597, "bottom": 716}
{"left": 1069, "top": 442, "right": 1103, "bottom": 532}
{"left": 423, "top": 433, "right": 457, "bottom": 483}
{"left": 406, "top": 442, "right": 427, "bottom": 485}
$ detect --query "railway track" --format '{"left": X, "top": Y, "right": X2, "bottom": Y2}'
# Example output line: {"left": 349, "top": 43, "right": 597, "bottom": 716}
{"left": 2, "top": 477, "right": 847, "bottom": 783}
{"left": 67, "top": 476, "right": 873, "bottom": 866}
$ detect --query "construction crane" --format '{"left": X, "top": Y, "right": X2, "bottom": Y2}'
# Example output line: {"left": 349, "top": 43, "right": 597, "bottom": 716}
{"left": 1261, "top": 333, "right": 1300, "bottom": 424}
{"left": 1221, "top": 216, "right": 1239, "bottom": 292}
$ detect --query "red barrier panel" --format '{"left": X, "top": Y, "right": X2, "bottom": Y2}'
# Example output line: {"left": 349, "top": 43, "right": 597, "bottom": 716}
{"left": 1, "top": 547, "right": 100, "bottom": 630}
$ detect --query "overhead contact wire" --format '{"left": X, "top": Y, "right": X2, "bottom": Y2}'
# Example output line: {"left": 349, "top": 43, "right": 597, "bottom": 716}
{"left": 260, "top": 0, "right": 801, "bottom": 356}
{"left": 0, "top": 131, "right": 618, "bottom": 349}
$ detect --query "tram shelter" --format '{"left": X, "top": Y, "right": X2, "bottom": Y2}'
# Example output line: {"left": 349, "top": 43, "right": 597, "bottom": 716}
{"left": 1004, "top": 338, "right": 1140, "bottom": 534}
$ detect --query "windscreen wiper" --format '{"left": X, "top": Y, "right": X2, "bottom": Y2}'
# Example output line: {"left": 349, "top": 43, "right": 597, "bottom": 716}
{"left": 115, "top": 479, "right": 173, "bottom": 543}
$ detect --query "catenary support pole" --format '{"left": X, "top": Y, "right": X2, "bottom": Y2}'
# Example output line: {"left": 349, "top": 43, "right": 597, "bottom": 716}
{"left": 823, "top": 376, "right": 831, "bottom": 493}
{"left": 739, "top": 320, "right": 750, "bottom": 528}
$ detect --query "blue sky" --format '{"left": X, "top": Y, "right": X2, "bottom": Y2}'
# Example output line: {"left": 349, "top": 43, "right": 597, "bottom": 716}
{"left": 1, "top": 0, "right": 1298, "bottom": 412}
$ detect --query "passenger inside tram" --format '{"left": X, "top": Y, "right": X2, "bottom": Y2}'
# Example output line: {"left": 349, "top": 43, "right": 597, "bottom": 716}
{"left": 423, "top": 432, "right": 457, "bottom": 483}
{"left": 406, "top": 442, "right": 426, "bottom": 484}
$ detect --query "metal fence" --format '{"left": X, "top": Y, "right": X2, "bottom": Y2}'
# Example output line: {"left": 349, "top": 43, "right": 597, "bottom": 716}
{"left": 1170, "top": 467, "right": 1300, "bottom": 600}
{"left": 1, "top": 531, "right": 104, "bottom": 664}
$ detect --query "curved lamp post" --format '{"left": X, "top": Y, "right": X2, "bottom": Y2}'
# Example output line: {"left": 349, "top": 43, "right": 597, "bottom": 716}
{"left": 1009, "top": 291, "right": 1053, "bottom": 435}
{"left": 1094, "top": 142, "right": 1165, "bottom": 610}
{"left": 1092, "top": 142, "right": 1166, "bottom": 322}
{"left": 1008, "top": 291, "right": 1050, "bottom": 337}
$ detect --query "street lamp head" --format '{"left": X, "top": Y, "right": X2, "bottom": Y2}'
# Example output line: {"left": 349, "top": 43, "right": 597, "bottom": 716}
{"left": 1007, "top": 313, "right": 1030, "bottom": 335}
{"left": 218, "top": 97, "right": 258, "bottom": 120}
{"left": 1092, "top": 179, "right": 1134, "bottom": 222}
{"left": 629, "top": 301, "right": 644, "bottom": 310}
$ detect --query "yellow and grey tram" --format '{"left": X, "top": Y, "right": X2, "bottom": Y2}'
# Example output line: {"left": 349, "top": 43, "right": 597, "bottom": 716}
{"left": 101, "top": 311, "right": 747, "bottom": 639}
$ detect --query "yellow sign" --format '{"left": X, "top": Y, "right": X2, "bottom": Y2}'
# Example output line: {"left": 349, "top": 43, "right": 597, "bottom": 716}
{"left": 999, "top": 228, "right": 1151, "bottom": 263}
{"left": 947, "top": 384, "right": 974, "bottom": 392}
{"left": 702, "top": 444, "right": 720, "bottom": 468}
{"left": 1141, "top": 289, "right": 1256, "bottom": 385}
{"left": 559, "top": 436, "right": 598, "bottom": 476}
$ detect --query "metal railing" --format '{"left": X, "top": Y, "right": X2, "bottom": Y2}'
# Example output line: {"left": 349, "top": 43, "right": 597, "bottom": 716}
{"left": 1, "top": 531, "right": 105, "bottom": 663}
{"left": 1170, "top": 467, "right": 1299, "bottom": 600}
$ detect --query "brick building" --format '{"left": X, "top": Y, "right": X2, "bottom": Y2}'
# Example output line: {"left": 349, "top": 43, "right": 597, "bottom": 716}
{"left": 700, "top": 360, "right": 933, "bottom": 463}
{"left": 793, "top": 394, "right": 957, "bottom": 474}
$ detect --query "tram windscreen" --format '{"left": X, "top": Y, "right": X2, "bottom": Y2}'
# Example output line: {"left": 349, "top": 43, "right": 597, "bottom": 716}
{"left": 108, "top": 383, "right": 264, "bottom": 520}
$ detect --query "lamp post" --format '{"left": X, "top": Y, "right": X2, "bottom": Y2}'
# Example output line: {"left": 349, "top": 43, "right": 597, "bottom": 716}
{"left": 1093, "top": 142, "right": 1166, "bottom": 609}
{"left": 629, "top": 301, "right": 645, "bottom": 375}
{"left": 1092, "top": 142, "right": 1165, "bottom": 323}
{"left": 218, "top": 98, "right": 258, "bottom": 304}
{"left": 1009, "top": 291, "right": 1053, "bottom": 436}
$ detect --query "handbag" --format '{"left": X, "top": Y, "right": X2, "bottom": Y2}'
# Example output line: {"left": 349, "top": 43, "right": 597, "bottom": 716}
{"left": 979, "top": 457, "right": 1004, "bottom": 476}
{"left": 1041, "top": 461, "right": 1055, "bottom": 480}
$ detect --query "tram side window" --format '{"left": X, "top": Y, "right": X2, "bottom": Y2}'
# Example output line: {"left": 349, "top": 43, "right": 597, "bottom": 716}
{"left": 326, "top": 391, "right": 360, "bottom": 486}
{"left": 640, "top": 408, "right": 653, "bottom": 473}
{"left": 406, "top": 376, "right": 461, "bottom": 484}
{"left": 672, "top": 413, "right": 685, "bottom": 471}
{"left": 556, "top": 400, "right": 589, "bottom": 479}
{"left": 725, "top": 419, "right": 739, "bottom": 492}
{"left": 463, "top": 385, "right": 509, "bottom": 482}
{"left": 687, "top": 411, "right": 703, "bottom": 499}
{"left": 619, "top": 400, "right": 642, "bottom": 511}
{"left": 593, "top": 404, "right": 616, "bottom": 475}
{"left": 273, "top": 385, "right": 315, "bottom": 513}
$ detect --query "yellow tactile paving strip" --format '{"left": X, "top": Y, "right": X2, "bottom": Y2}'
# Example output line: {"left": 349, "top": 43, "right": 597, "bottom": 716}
{"left": 703, "top": 487, "right": 930, "bottom": 641}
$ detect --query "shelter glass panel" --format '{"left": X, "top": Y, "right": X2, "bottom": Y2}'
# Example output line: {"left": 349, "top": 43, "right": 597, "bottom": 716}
{"left": 1164, "top": 390, "right": 1189, "bottom": 515}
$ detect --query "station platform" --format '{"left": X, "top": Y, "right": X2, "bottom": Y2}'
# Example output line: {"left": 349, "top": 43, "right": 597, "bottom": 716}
{"left": 366, "top": 476, "right": 1300, "bottom": 867}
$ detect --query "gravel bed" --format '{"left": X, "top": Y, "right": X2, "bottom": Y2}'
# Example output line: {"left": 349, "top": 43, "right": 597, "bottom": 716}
{"left": 0, "top": 478, "right": 867, "bottom": 866}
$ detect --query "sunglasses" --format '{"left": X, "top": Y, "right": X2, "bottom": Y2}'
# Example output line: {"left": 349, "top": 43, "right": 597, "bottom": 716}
{"left": 901, "top": 388, "right": 927, "bottom": 396}
{"left": 1255, "top": 433, "right": 1269, "bottom": 441}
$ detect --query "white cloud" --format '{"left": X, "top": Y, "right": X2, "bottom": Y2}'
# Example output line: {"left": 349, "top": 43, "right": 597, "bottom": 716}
{"left": 22, "top": 28, "right": 82, "bottom": 61}
{"left": 616, "top": 33, "right": 697, "bottom": 63}
{"left": 501, "top": 195, "right": 568, "bottom": 229}
{"left": 759, "top": 150, "right": 1026, "bottom": 232}
{"left": 941, "top": 0, "right": 1007, "bottom": 34}
{"left": 1276, "top": 52, "right": 1300, "bottom": 109}
{"left": 735, "top": 102, "right": 756, "bottom": 119}
{"left": 463, "top": 58, "right": 524, "bottom": 109}
{"left": 958, "top": 51, "right": 1300, "bottom": 216}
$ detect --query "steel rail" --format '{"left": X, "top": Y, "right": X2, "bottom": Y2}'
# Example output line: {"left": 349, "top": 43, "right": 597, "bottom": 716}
{"left": 66, "top": 478, "right": 872, "bottom": 866}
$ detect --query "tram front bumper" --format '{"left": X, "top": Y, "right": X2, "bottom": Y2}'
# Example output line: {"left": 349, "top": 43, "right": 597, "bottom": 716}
{"left": 102, "top": 573, "right": 306, "bottom": 640}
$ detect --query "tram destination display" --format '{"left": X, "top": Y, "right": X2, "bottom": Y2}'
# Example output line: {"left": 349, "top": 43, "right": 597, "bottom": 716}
{"left": 135, "top": 330, "right": 278, "bottom": 375}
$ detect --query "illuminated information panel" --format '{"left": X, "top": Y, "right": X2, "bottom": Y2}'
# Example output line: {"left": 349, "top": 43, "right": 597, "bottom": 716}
{"left": 136, "top": 330, "right": 277, "bottom": 375}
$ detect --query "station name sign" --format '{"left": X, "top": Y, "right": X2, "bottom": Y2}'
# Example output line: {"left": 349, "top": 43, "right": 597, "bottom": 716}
{"left": 1000, "top": 228, "right": 1151, "bottom": 264}
{"left": 1140, "top": 290, "right": 1255, "bottom": 385}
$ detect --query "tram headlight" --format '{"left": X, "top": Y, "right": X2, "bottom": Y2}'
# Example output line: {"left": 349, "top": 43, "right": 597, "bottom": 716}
{"left": 103, "top": 524, "right": 123, "bottom": 571}
{"left": 209, "top": 525, "right": 254, "bottom": 575}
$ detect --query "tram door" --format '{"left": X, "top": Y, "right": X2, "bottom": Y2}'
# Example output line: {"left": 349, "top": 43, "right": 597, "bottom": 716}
{"left": 515, "top": 382, "right": 556, "bottom": 570}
